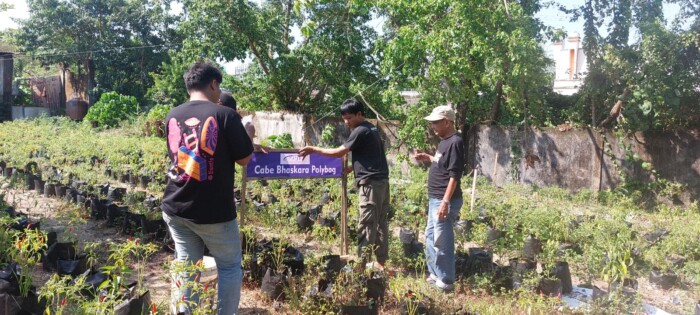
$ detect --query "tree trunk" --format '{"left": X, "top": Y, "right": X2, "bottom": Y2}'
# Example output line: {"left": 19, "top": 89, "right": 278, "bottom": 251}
{"left": 597, "top": 87, "right": 632, "bottom": 128}
{"left": 489, "top": 80, "right": 504, "bottom": 123}
{"left": 86, "top": 58, "right": 96, "bottom": 106}
{"left": 591, "top": 95, "right": 596, "bottom": 126}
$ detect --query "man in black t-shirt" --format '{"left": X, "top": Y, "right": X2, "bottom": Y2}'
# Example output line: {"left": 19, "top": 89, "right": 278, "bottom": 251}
{"left": 162, "top": 61, "right": 253, "bottom": 315}
{"left": 414, "top": 105, "right": 464, "bottom": 291}
{"left": 299, "top": 99, "right": 390, "bottom": 269}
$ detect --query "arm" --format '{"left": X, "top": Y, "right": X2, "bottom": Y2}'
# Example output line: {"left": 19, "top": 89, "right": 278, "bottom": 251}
{"left": 298, "top": 145, "right": 350, "bottom": 158}
{"left": 437, "top": 138, "right": 465, "bottom": 221}
{"left": 413, "top": 149, "right": 434, "bottom": 162}
{"left": 437, "top": 177, "right": 458, "bottom": 221}
{"left": 253, "top": 143, "right": 269, "bottom": 153}
{"left": 236, "top": 153, "right": 253, "bottom": 166}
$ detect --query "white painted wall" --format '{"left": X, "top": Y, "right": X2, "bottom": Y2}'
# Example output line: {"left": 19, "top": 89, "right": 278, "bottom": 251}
{"left": 552, "top": 33, "right": 588, "bottom": 95}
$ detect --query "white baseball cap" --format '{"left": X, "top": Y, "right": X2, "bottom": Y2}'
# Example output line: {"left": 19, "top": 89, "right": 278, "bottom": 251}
{"left": 424, "top": 105, "right": 456, "bottom": 122}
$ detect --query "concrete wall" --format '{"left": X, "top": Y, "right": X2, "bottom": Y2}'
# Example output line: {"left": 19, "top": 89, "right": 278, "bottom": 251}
{"left": 469, "top": 125, "right": 700, "bottom": 202}
{"left": 11, "top": 106, "right": 50, "bottom": 120}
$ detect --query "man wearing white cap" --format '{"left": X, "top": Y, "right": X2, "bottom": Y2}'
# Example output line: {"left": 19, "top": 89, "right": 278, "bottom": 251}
{"left": 414, "top": 105, "right": 465, "bottom": 291}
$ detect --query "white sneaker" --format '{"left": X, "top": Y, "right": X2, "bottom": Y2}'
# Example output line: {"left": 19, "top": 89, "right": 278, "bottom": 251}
{"left": 426, "top": 273, "right": 437, "bottom": 284}
{"left": 435, "top": 279, "right": 454, "bottom": 291}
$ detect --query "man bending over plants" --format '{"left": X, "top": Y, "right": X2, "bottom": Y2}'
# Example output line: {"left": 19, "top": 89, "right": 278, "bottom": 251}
{"left": 413, "top": 105, "right": 464, "bottom": 292}
{"left": 299, "top": 98, "right": 390, "bottom": 270}
{"left": 162, "top": 61, "right": 253, "bottom": 314}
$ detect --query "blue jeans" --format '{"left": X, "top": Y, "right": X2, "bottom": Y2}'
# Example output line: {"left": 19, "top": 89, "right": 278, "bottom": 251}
{"left": 163, "top": 212, "right": 242, "bottom": 315}
{"left": 425, "top": 197, "right": 463, "bottom": 285}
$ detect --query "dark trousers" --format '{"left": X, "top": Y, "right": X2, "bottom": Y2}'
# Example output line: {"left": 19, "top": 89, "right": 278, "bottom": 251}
{"left": 357, "top": 178, "right": 390, "bottom": 263}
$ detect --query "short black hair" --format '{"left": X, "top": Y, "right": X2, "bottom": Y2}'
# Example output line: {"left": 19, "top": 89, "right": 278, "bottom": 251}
{"left": 340, "top": 98, "right": 364, "bottom": 116}
{"left": 183, "top": 61, "right": 223, "bottom": 91}
{"left": 219, "top": 91, "right": 237, "bottom": 110}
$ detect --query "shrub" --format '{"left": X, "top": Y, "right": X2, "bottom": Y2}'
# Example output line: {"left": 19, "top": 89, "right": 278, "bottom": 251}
{"left": 85, "top": 91, "right": 139, "bottom": 128}
{"left": 143, "top": 103, "right": 171, "bottom": 137}
{"left": 263, "top": 133, "right": 293, "bottom": 148}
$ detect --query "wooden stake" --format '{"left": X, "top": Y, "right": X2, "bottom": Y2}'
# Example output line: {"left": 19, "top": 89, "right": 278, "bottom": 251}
{"left": 340, "top": 155, "right": 349, "bottom": 255}
{"left": 240, "top": 166, "right": 247, "bottom": 227}
{"left": 492, "top": 153, "right": 499, "bottom": 183}
{"left": 470, "top": 167, "right": 478, "bottom": 214}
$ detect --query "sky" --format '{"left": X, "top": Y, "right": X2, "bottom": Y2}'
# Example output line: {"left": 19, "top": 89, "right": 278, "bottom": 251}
{"left": 0, "top": 0, "right": 687, "bottom": 72}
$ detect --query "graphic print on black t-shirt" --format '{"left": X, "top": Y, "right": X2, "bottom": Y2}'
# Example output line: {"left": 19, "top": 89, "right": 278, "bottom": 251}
{"left": 166, "top": 115, "right": 218, "bottom": 182}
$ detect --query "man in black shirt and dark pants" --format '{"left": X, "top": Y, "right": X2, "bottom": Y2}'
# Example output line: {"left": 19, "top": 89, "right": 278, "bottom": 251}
{"left": 414, "top": 105, "right": 464, "bottom": 291}
{"left": 299, "top": 99, "right": 390, "bottom": 269}
{"left": 162, "top": 62, "right": 253, "bottom": 314}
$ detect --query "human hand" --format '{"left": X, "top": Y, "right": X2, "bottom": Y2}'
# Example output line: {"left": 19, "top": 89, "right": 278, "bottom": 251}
{"left": 437, "top": 201, "right": 449, "bottom": 221}
{"left": 343, "top": 166, "right": 353, "bottom": 175}
{"left": 298, "top": 146, "right": 316, "bottom": 158}
{"left": 254, "top": 144, "right": 269, "bottom": 154}
{"left": 413, "top": 149, "right": 431, "bottom": 162}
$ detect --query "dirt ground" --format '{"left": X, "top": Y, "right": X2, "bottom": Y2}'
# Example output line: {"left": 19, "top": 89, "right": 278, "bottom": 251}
{"left": 2, "top": 185, "right": 695, "bottom": 314}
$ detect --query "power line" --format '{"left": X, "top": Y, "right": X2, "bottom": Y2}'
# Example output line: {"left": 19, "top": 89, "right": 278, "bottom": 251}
{"left": 0, "top": 43, "right": 180, "bottom": 62}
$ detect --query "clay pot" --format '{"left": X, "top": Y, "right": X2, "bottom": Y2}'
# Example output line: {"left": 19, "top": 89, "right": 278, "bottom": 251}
{"left": 65, "top": 98, "right": 88, "bottom": 121}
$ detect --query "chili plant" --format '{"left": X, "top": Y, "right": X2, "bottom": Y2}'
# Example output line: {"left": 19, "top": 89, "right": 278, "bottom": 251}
{"left": 39, "top": 273, "right": 91, "bottom": 315}
{"left": 168, "top": 259, "right": 215, "bottom": 315}
{"left": 10, "top": 227, "right": 47, "bottom": 297}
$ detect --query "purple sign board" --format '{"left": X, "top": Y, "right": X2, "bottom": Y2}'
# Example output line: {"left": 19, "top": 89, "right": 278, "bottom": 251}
{"left": 246, "top": 151, "right": 343, "bottom": 179}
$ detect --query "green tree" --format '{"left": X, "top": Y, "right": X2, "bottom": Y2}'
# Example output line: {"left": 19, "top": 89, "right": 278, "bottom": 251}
{"left": 376, "top": 0, "right": 552, "bottom": 147}
{"left": 177, "top": 0, "right": 386, "bottom": 115}
{"left": 0, "top": 2, "right": 13, "bottom": 12}
{"left": 15, "top": 0, "right": 179, "bottom": 104}
{"left": 563, "top": 0, "right": 700, "bottom": 131}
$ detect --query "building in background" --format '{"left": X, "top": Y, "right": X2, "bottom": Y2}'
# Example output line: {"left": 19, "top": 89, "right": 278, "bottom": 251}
{"left": 552, "top": 33, "right": 587, "bottom": 95}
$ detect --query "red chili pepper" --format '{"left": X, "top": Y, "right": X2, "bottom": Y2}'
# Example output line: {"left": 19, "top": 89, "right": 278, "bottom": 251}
{"left": 181, "top": 294, "right": 185, "bottom": 302}
{"left": 151, "top": 303, "right": 157, "bottom": 314}
{"left": 204, "top": 284, "right": 209, "bottom": 291}
{"left": 129, "top": 235, "right": 133, "bottom": 241}
{"left": 134, "top": 239, "right": 139, "bottom": 245}
{"left": 61, "top": 297, "right": 67, "bottom": 306}
{"left": 175, "top": 280, "right": 181, "bottom": 288}
{"left": 194, "top": 273, "right": 200, "bottom": 282}
{"left": 100, "top": 294, "right": 105, "bottom": 302}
